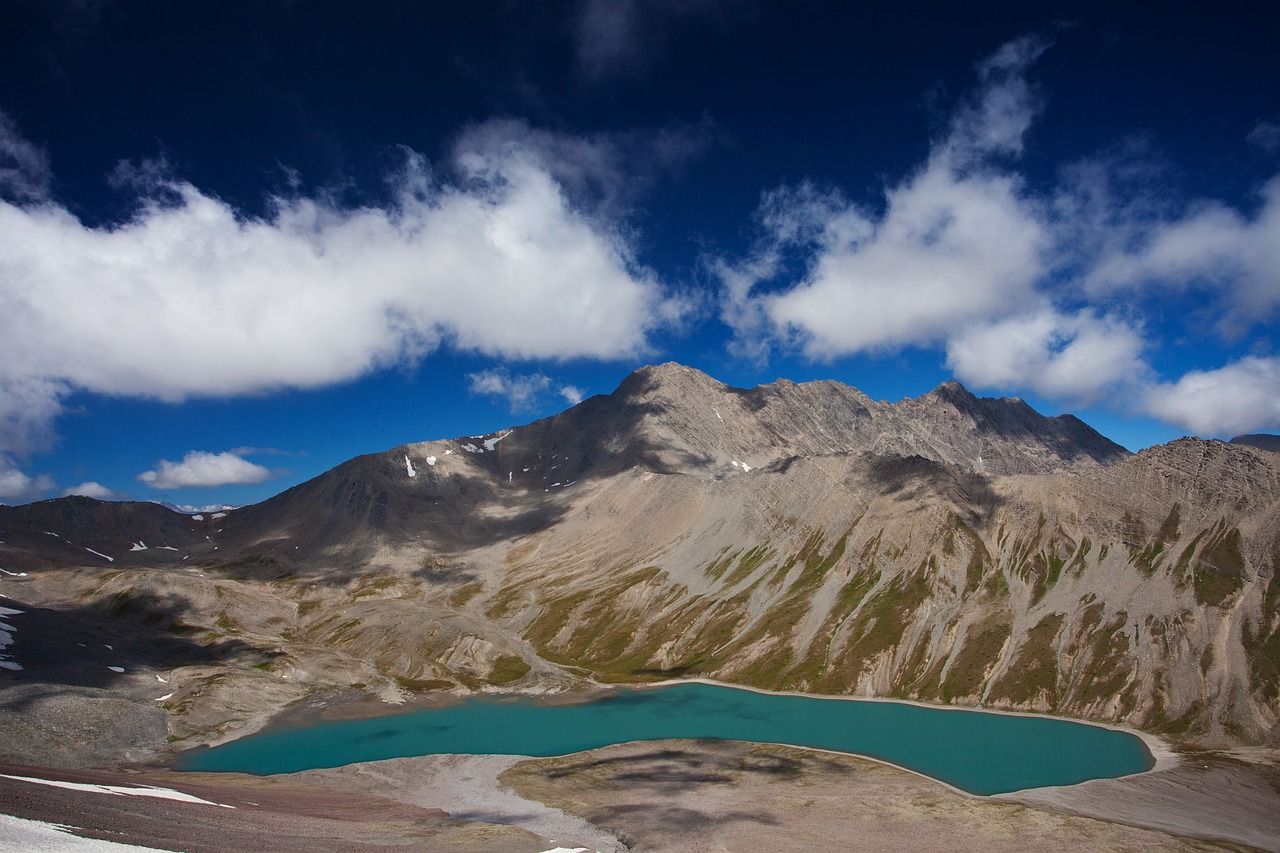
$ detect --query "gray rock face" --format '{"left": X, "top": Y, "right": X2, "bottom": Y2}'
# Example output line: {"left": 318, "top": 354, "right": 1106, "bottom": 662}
{"left": 1, "top": 363, "right": 1277, "bottom": 764}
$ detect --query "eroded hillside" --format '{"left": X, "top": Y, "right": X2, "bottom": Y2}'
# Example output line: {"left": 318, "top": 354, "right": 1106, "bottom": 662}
{"left": 1, "top": 364, "right": 1276, "bottom": 765}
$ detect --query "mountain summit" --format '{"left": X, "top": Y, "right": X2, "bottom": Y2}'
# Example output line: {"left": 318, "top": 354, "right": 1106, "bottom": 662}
{"left": 1, "top": 363, "right": 1277, "bottom": 765}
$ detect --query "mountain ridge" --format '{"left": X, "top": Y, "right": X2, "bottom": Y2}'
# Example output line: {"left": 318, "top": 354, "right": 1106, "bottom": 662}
{"left": 1, "top": 362, "right": 1277, "bottom": 768}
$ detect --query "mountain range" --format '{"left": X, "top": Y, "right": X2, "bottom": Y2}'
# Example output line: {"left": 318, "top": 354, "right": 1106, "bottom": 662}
{"left": 1, "top": 362, "right": 1277, "bottom": 766}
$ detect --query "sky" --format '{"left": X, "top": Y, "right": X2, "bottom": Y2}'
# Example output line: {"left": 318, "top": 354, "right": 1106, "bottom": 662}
{"left": 1, "top": 0, "right": 1278, "bottom": 509}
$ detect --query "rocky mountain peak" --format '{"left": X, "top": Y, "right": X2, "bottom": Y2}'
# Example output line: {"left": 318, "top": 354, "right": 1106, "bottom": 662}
{"left": 612, "top": 362, "right": 724, "bottom": 402}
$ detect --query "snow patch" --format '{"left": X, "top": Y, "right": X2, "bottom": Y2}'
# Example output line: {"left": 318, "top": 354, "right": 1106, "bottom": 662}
{"left": 732, "top": 460, "right": 752, "bottom": 473}
{"left": 0, "top": 568, "right": 28, "bottom": 577}
{"left": 0, "top": 773, "right": 236, "bottom": 808}
{"left": 0, "top": 811, "right": 184, "bottom": 850}
{"left": 190, "top": 514, "right": 204, "bottom": 521}
{"left": 85, "top": 548, "right": 114, "bottom": 562}
{"left": 461, "top": 442, "right": 482, "bottom": 453}
{"left": 107, "top": 666, "right": 124, "bottom": 673}
{"left": 211, "top": 512, "right": 227, "bottom": 519}
{"left": 483, "top": 430, "right": 512, "bottom": 451}
{"left": 1, "top": 607, "right": 24, "bottom": 672}
{"left": 157, "top": 545, "right": 179, "bottom": 551}
{"left": 425, "top": 455, "right": 437, "bottom": 466}
{"left": 156, "top": 693, "right": 173, "bottom": 701}
{"left": 405, "top": 454, "right": 417, "bottom": 478}
{"left": 130, "top": 542, "right": 147, "bottom": 552}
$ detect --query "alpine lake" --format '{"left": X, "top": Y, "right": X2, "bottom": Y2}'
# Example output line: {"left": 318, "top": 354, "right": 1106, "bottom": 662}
{"left": 175, "top": 681, "right": 1155, "bottom": 795}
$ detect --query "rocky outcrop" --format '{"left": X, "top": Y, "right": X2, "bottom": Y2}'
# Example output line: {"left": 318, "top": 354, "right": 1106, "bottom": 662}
{"left": 0, "top": 364, "right": 1276, "bottom": 761}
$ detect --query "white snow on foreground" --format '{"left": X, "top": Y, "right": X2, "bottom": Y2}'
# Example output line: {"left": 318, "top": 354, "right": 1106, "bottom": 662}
{"left": 0, "top": 605, "right": 22, "bottom": 671}
{"left": 404, "top": 454, "right": 417, "bottom": 478}
{"left": 0, "top": 774, "right": 235, "bottom": 808}
{"left": 0, "top": 813, "right": 180, "bottom": 852}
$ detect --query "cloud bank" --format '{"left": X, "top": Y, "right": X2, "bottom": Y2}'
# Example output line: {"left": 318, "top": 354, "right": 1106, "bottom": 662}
{"left": 715, "top": 35, "right": 1280, "bottom": 436}
{"left": 0, "top": 117, "right": 688, "bottom": 486}
{"left": 137, "top": 451, "right": 272, "bottom": 491}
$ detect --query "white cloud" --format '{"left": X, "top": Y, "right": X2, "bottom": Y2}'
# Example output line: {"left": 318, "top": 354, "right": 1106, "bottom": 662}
{"left": 0, "top": 119, "right": 686, "bottom": 457}
{"left": 0, "top": 456, "right": 52, "bottom": 504}
{"left": 61, "top": 481, "right": 122, "bottom": 500}
{"left": 718, "top": 37, "right": 1049, "bottom": 361}
{"left": 1085, "top": 177, "right": 1280, "bottom": 334}
{"left": 137, "top": 451, "right": 271, "bottom": 490}
{"left": 0, "top": 109, "right": 51, "bottom": 203}
{"left": 1142, "top": 357, "right": 1280, "bottom": 437}
{"left": 467, "top": 369, "right": 586, "bottom": 412}
{"left": 759, "top": 162, "right": 1046, "bottom": 358}
{"left": 715, "top": 34, "right": 1280, "bottom": 433}
{"left": 946, "top": 310, "right": 1148, "bottom": 404}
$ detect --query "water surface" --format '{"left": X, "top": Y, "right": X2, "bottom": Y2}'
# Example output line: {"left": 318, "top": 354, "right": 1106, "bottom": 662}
{"left": 177, "top": 682, "right": 1153, "bottom": 795}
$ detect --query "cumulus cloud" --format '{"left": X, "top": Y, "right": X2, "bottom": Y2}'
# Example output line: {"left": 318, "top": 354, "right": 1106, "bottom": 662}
{"left": 1142, "top": 357, "right": 1280, "bottom": 437}
{"left": 0, "top": 118, "right": 686, "bottom": 458}
{"left": 715, "top": 34, "right": 1280, "bottom": 436}
{"left": 61, "top": 481, "right": 123, "bottom": 500}
{"left": 467, "top": 369, "right": 584, "bottom": 413}
{"left": 137, "top": 451, "right": 272, "bottom": 490}
{"left": 945, "top": 310, "right": 1148, "bottom": 404}
{"left": 0, "top": 457, "right": 53, "bottom": 504}
{"left": 719, "top": 36, "right": 1048, "bottom": 361}
{"left": 1084, "top": 177, "right": 1280, "bottom": 334}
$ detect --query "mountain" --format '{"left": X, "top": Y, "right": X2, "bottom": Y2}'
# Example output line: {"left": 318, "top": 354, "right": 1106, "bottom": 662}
{"left": 1232, "top": 434, "right": 1280, "bottom": 454}
{"left": 1, "top": 364, "right": 1277, "bottom": 768}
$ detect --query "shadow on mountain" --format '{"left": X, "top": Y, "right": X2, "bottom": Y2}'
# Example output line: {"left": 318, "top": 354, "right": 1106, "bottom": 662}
{"left": 411, "top": 560, "right": 479, "bottom": 584}
{"left": 865, "top": 454, "right": 1003, "bottom": 524}
{"left": 0, "top": 592, "right": 268, "bottom": 697}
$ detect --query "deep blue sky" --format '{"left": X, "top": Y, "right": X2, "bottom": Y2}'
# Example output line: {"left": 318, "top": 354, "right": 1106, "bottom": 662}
{"left": 1, "top": 0, "right": 1278, "bottom": 509}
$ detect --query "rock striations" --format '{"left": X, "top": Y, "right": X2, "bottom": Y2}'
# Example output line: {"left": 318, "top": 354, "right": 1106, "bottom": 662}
{"left": 0, "top": 363, "right": 1277, "bottom": 766}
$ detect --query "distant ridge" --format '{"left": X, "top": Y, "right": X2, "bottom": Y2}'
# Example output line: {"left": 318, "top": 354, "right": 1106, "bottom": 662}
{"left": 1230, "top": 433, "right": 1280, "bottom": 453}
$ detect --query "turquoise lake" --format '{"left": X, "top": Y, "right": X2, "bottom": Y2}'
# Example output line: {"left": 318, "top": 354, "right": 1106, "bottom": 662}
{"left": 176, "top": 682, "right": 1154, "bottom": 795}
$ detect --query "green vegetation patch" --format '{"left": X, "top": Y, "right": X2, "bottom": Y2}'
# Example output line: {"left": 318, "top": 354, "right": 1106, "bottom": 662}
{"left": 1243, "top": 554, "right": 1280, "bottom": 701}
{"left": 524, "top": 566, "right": 677, "bottom": 681}
{"left": 721, "top": 542, "right": 776, "bottom": 587}
{"left": 941, "top": 617, "right": 1011, "bottom": 701}
{"left": 393, "top": 675, "right": 455, "bottom": 692}
{"left": 823, "top": 568, "right": 931, "bottom": 691}
{"left": 449, "top": 581, "right": 484, "bottom": 608}
{"left": 1068, "top": 607, "right": 1132, "bottom": 708}
{"left": 489, "top": 654, "right": 532, "bottom": 684}
{"left": 989, "top": 613, "right": 1064, "bottom": 707}
{"left": 1193, "top": 525, "right": 1247, "bottom": 606}
{"left": 1133, "top": 504, "right": 1182, "bottom": 576}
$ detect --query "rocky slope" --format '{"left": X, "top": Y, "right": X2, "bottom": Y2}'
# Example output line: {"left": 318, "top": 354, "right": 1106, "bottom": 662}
{"left": 0, "top": 363, "right": 1276, "bottom": 765}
